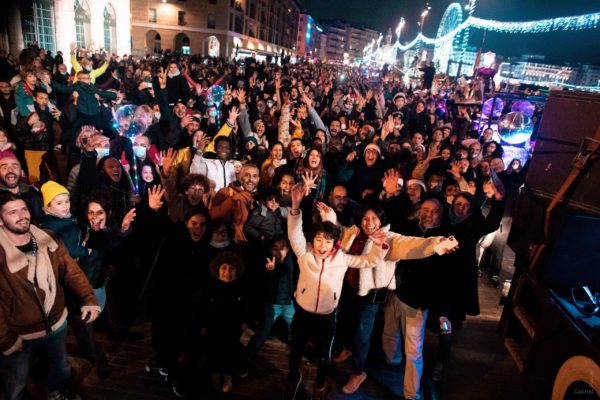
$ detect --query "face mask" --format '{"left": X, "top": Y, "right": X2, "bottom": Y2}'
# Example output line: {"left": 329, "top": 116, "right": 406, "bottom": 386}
{"left": 95, "top": 147, "right": 109, "bottom": 159}
{"left": 133, "top": 146, "right": 147, "bottom": 159}
{"left": 266, "top": 101, "right": 274, "bottom": 108}
{"left": 84, "top": 66, "right": 92, "bottom": 72}
{"left": 210, "top": 239, "right": 230, "bottom": 249}
{"left": 60, "top": 71, "right": 68, "bottom": 76}
{"left": 341, "top": 124, "right": 347, "bottom": 131}
{"left": 154, "top": 112, "right": 161, "bottom": 121}
{"left": 209, "top": 110, "right": 218, "bottom": 118}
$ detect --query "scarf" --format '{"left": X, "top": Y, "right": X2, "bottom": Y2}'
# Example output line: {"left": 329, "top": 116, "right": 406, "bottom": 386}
{"left": 168, "top": 70, "right": 181, "bottom": 78}
{"left": 448, "top": 208, "right": 473, "bottom": 226}
{"left": 0, "top": 225, "right": 58, "bottom": 314}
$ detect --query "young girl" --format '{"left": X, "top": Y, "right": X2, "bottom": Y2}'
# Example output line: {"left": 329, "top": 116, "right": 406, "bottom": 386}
{"left": 285, "top": 181, "right": 387, "bottom": 400}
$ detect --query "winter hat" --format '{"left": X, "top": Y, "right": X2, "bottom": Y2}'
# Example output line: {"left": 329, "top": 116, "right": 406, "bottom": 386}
{"left": 393, "top": 92, "right": 406, "bottom": 102}
{"left": 407, "top": 179, "right": 427, "bottom": 193}
{"left": 41, "top": 181, "right": 69, "bottom": 206}
{"left": 364, "top": 143, "right": 382, "bottom": 157}
{"left": 243, "top": 136, "right": 259, "bottom": 146}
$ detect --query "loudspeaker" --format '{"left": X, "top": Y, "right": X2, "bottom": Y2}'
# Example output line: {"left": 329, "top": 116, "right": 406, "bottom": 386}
{"left": 525, "top": 91, "right": 600, "bottom": 215}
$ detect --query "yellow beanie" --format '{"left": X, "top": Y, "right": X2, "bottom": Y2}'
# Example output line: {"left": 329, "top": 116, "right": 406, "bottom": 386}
{"left": 41, "top": 181, "right": 69, "bottom": 206}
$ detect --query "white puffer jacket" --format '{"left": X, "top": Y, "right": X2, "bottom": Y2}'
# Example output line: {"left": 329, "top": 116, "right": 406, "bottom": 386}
{"left": 288, "top": 211, "right": 387, "bottom": 314}
{"left": 190, "top": 155, "right": 237, "bottom": 192}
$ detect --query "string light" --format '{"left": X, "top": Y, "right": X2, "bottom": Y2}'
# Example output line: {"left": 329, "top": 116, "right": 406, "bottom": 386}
{"left": 364, "top": 5, "right": 600, "bottom": 68}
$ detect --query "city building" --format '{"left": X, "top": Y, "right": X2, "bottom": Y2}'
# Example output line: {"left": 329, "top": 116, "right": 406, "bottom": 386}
{"left": 296, "top": 13, "right": 318, "bottom": 59}
{"left": 345, "top": 25, "right": 377, "bottom": 62}
{"left": 576, "top": 64, "right": 600, "bottom": 88}
{"left": 498, "top": 60, "right": 577, "bottom": 86}
{"left": 131, "top": 0, "right": 300, "bottom": 60}
{"left": 0, "top": 0, "right": 131, "bottom": 66}
{"left": 324, "top": 24, "right": 346, "bottom": 63}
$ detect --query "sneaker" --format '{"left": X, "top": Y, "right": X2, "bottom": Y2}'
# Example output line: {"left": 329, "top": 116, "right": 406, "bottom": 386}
{"left": 431, "top": 361, "right": 444, "bottom": 382}
{"left": 222, "top": 374, "right": 233, "bottom": 393}
{"left": 342, "top": 372, "right": 367, "bottom": 394}
{"left": 47, "top": 389, "right": 82, "bottom": 400}
{"left": 145, "top": 358, "right": 169, "bottom": 378}
{"left": 312, "top": 385, "right": 326, "bottom": 400}
{"left": 489, "top": 275, "right": 501, "bottom": 288}
{"left": 172, "top": 380, "right": 186, "bottom": 398}
{"left": 332, "top": 348, "right": 352, "bottom": 363}
{"left": 284, "top": 372, "right": 303, "bottom": 400}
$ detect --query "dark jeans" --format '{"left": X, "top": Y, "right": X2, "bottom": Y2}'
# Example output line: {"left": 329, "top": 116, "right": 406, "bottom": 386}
{"left": 289, "top": 305, "right": 336, "bottom": 388}
{"left": 0, "top": 321, "right": 70, "bottom": 400}
{"left": 246, "top": 301, "right": 294, "bottom": 358}
{"left": 68, "top": 287, "right": 107, "bottom": 365}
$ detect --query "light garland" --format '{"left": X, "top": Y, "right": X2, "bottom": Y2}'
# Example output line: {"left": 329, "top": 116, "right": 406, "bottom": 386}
{"left": 363, "top": 5, "right": 600, "bottom": 69}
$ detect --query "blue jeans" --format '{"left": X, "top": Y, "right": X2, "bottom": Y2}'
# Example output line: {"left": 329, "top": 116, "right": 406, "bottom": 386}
{"left": 0, "top": 321, "right": 71, "bottom": 400}
{"left": 351, "top": 299, "right": 380, "bottom": 374}
{"left": 246, "top": 302, "right": 295, "bottom": 358}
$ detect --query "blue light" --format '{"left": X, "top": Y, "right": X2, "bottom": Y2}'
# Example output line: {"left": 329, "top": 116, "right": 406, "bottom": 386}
{"left": 306, "top": 32, "right": 311, "bottom": 38}
{"left": 315, "top": 25, "right": 323, "bottom": 33}
{"left": 308, "top": 23, "right": 311, "bottom": 29}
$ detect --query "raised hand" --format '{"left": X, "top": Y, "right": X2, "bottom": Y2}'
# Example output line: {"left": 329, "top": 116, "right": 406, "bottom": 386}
{"left": 381, "top": 168, "right": 402, "bottom": 196}
{"left": 302, "top": 170, "right": 317, "bottom": 195}
{"left": 180, "top": 114, "right": 192, "bottom": 129}
{"left": 228, "top": 106, "right": 240, "bottom": 124}
{"left": 346, "top": 120, "right": 358, "bottom": 136}
{"left": 265, "top": 257, "right": 276, "bottom": 271}
{"left": 446, "top": 160, "right": 461, "bottom": 179}
{"left": 148, "top": 185, "right": 165, "bottom": 211}
{"left": 157, "top": 67, "right": 167, "bottom": 89}
{"left": 290, "top": 182, "right": 306, "bottom": 209}
{"left": 160, "top": 148, "right": 176, "bottom": 175}
{"left": 236, "top": 88, "right": 246, "bottom": 104}
{"left": 370, "top": 229, "right": 387, "bottom": 247}
{"left": 194, "top": 131, "right": 210, "bottom": 151}
{"left": 381, "top": 115, "right": 395, "bottom": 141}
{"left": 301, "top": 92, "right": 313, "bottom": 108}
{"left": 120, "top": 208, "right": 137, "bottom": 232}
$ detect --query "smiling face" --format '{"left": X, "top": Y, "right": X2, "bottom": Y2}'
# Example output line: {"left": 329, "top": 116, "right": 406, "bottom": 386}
{"left": 271, "top": 143, "right": 283, "bottom": 160}
{"left": 87, "top": 202, "right": 107, "bottom": 231}
{"left": 239, "top": 165, "right": 259, "bottom": 192}
{"left": 174, "top": 103, "right": 187, "bottom": 119}
{"left": 0, "top": 157, "right": 22, "bottom": 189}
{"left": 364, "top": 148, "right": 379, "bottom": 167}
{"left": 312, "top": 232, "right": 334, "bottom": 260}
{"left": 307, "top": 149, "right": 321, "bottom": 169}
{"left": 0, "top": 199, "right": 31, "bottom": 235}
{"left": 360, "top": 209, "right": 381, "bottom": 236}
{"left": 289, "top": 140, "right": 304, "bottom": 159}
{"left": 215, "top": 140, "right": 231, "bottom": 161}
{"left": 102, "top": 158, "right": 122, "bottom": 183}
{"left": 278, "top": 174, "right": 295, "bottom": 199}
{"left": 407, "top": 183, "right": 423, "bottom": 203}
{"left": 141, "top": 165, "right": 154, "bottom": 183}
{"left": 419, "top": 199, "right": 441, "bottom": 229}
{"left": 186, "top": 213, "right": 207, "bottom": 241}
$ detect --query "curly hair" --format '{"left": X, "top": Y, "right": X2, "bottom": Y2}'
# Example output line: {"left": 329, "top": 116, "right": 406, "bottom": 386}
{"left": 209, "top": 250, "right": 245, "bottom": 279}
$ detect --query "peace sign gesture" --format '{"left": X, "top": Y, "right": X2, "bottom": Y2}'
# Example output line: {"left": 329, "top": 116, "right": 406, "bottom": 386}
{"left": 265, "top": 257, "right": 276, "bottom": 271}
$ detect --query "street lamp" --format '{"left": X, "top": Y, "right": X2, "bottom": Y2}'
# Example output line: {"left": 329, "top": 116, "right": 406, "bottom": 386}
{"left": 419, "top": 4, "right": 431, "bottom": 33}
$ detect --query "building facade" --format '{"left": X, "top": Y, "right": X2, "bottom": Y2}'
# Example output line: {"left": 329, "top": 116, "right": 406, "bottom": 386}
{"left": 345, "top": 25, "right": 377, "bottom": 62}
{"left": 131, "top": 0, "right": 299, "bottom": 60}
{"left": 295, "top": 13, "right": 317, "bottom": 59}
{"left": 0, "top": 0, "right": 131, "bottom": 67}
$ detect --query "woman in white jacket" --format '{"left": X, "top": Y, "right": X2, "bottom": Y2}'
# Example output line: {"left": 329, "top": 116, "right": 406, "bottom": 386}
{"left": 320, "top": 202, "right": 450, "bottom": 395}
{"left": 285, "top": 181, "right": 387, "bottom": 400}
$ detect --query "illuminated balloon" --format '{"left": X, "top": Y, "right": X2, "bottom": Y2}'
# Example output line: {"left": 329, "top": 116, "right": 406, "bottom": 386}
{"left": 498, "top": 112, "right": 533, "bottom": 145}
{"left": 510, "top": 100, "right": 535, "bottom": 118}
{"left": 113, "top": 104, "right": 149, "bottom": 138}
{"left": 482, "top": 98, "right": 503, "bottom": 119}
{"left": 207, "top": 85, "right": 225, "bottom": 105}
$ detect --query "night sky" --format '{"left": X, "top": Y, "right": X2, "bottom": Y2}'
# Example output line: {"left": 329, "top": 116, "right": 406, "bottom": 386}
{"left": 299, "top": 0, "right": 600, "bottom": 65}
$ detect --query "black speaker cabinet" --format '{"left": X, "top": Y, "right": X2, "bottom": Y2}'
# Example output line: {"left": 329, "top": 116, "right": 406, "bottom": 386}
{"left": 525, "top": 91, "right": 600, "bottom": 215}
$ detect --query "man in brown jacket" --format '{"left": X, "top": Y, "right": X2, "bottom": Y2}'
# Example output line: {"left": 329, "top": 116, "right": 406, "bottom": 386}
{"left": 0, "top": 192, "right": 99, "bottom": 400}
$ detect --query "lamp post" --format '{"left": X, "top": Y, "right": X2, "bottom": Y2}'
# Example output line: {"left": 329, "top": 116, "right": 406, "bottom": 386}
{"left": 416, "top": 4, "right": 431, "bottom": 62}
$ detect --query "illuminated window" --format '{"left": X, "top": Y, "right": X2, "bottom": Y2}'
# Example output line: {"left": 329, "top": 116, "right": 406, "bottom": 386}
{"left": 149, "top": 8, "right": 157, "bottom": 23}
{"left": 22, "top": 0, "right": 55, "bottom": 52}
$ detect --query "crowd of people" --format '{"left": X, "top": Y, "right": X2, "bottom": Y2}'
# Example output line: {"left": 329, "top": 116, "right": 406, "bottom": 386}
{"left": 0, "top": 42, "right": 530, "bottom": 400}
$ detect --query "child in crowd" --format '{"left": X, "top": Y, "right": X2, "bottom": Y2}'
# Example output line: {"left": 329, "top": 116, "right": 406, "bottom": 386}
{"left": 285, "top": 181, "right": 388, "bottom": 400}
{"left": 201, "top": 251, "right": 250, "bottom": 394}
{"left": 244, "top": 235, "right": 297, "bottom": 369}
{"left": 244, "top": 187, "right": 289, "bottom": 242}
{"left": 38, "top": 181, "right": 112, "bottom": 379}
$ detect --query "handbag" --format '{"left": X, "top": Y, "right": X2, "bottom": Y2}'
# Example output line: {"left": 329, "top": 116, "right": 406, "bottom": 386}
{"left": 366, "top": 271, "right": 395, "bottom": 304}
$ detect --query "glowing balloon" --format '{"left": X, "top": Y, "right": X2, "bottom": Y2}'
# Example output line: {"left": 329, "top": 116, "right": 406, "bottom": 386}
{"left": 498, "top": 112, "right": 533, "bottom": 145}
{"left": 510, "top": 100, "right": 535, "bottom": 118}
{"left": 207, "top": 85, "right": 225, "bottom": 105}
{"left": 113, "top": 104, "right": 149, "bottom": 137}
{"left": 482, "top": 98, "right": 504, "bottom": 119}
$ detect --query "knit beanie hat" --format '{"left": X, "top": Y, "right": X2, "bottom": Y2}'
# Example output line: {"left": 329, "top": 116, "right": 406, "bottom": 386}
{"left": 407, "top": 178, "right": 427, "bottom": 193}
{"left": 41, "top": 181, "right": 69, "bottom": 206}
{"left": 364, "top": 143, "right": 382, "bottom": 157}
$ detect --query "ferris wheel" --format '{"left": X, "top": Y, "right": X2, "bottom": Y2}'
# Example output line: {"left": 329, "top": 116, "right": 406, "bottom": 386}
{"left": 433, "top": 3, "right": 464, "bottom": 74}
